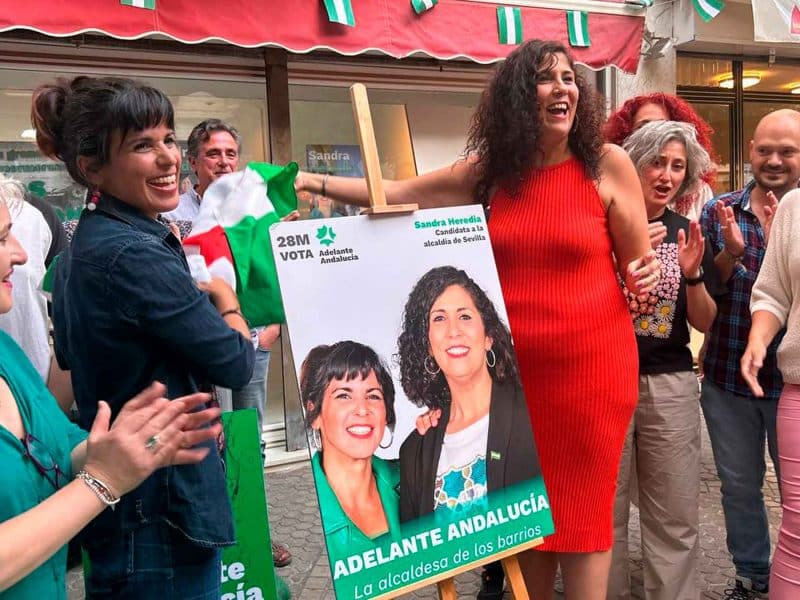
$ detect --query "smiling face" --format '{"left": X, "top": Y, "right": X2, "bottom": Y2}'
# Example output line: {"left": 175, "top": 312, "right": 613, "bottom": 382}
{"left": 0, "top": 203, "right": 28, "bottom": 315}
{"left": 640, "top": 139, "right": 687, "bottom": 218}
{"left": 312, "top": 370, "right": 387, "bottom": 461}
{"left": 427, "top": 284, "right": 493, "bottom": 384}
{"left": 536, "top": 52, "right": 579, "bottom": 143}
{"left": 190, "top": 130, "right": 240, "bottom": 197}
{"left": 749, "top": 113, "right": 800, "bottom": 195}
{"left": 632, "top": 102, "right": 669, "bottom": 132}
{"left": 85, "top": 123, "right": 181, "bottom": 219}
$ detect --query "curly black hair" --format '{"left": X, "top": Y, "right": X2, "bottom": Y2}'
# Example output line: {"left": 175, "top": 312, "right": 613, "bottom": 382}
{"left": 300, "top": 341, "right": 396, "bottom": 434}
{"left": 465, "top": 39, "right": 605, "bottom": 206}
{"left": 396, "top": 266, "right": 519, "bottom": 410}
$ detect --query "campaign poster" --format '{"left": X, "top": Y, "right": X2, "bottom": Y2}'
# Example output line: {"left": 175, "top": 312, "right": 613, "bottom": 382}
{"left": 271, "top": 205, "right": 553, "bottom": 599}
{"left": 220, "top": 409, "right": 280, "bottom": 600}
{"left": 302, "top": 144, "right": 363, "bottom": 218}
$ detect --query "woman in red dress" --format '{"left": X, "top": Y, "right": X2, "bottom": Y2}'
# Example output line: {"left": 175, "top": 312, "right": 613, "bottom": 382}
{"left": 296, "top": 39, "right": 658, "bottom": 600}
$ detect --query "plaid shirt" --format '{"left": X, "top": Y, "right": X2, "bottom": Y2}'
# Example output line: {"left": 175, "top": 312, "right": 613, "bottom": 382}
{"left": 700, "top": 181, "right": 785, "bottom": 401}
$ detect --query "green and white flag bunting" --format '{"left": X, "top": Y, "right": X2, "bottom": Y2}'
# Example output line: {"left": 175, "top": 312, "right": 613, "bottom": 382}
{"left": 322, "top": 0, "right": 355, "bottom": 27}
{"left": 692, "top": 0, "right": 724, "bottom": 22}
{"left": 497, "top": 7, "right": 523, "bottom": 46}
{"left": 411, "top": 0, "right": 437, "bottom": 14}
{"left": 120, "top": 0, "right": 155, "bottom": 9}
{"left": 567, "top": 10, "right": 591, "bottom": 47}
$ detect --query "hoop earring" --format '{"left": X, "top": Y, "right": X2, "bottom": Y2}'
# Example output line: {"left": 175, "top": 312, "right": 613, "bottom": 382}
{"left": 486, "top": 348, "right": 496, "bottom": 368}
{"left": 379, "top": 428, "right": 395, "bottom": 449}
{"left": 86, "top": 188, "right": 100, "bottom": 212}
{"left": 424, "top": 356, "right": 441, "bottom": 376}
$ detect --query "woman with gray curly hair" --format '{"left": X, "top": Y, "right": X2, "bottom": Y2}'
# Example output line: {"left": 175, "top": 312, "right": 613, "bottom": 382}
{"left": 608, "top": 121, "right": 727, "bottom": 600}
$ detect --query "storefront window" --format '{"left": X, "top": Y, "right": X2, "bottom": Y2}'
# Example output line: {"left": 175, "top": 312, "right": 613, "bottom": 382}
{"left": 0, "top": 69, "right": 268, "bottom": 220}
{"left": 689, "top": 102, "right": 733, "bottom": 194}
{"left": 676, "top": 56, "right": 733, "bottom": 89}
{"left": 289, "top": 85, "right": 478, "bottom": 218}
{"left": 742, "top": 61, "right": 800, "bottom": 94}
{"left": 679, "top": 54, "right": 800, "bottom": 192}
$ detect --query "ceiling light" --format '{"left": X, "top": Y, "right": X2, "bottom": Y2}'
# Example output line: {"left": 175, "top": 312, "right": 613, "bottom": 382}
{"left": 791, "top": 85, "right": 800, "bottom": 95}
{"left": 718, "top": 72, "right": 762, "bottom": 89}
{"left": 20, "top": 129, "right": 36, "bottom": 140}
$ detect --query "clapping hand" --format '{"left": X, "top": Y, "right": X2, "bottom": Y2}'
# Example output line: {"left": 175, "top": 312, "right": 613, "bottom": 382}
{"left": 82, "top": 382, "right": 221, "bottom": 498}
{"left": 715, "top": 202, "right": 745, "bottom": 258}
{"left": 677, "top": 221, "right": 705, "bottom": 280}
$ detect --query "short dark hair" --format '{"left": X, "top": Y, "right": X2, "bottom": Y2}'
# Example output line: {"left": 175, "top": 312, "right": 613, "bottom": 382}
{"left": 31, "top": 76, "right": 174, "bottom": 187}
{"left": 186, "top": 119, "right": 241, "bottom": 160}
{"left": 396, "top": 266, "right": 519, "bottom": 410}
{"left": 300, "top": 341, "right": 397, "bottom": 433}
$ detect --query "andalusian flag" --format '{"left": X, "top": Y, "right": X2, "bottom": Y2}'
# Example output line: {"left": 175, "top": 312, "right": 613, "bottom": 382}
{"left": 322, "top": 0, "right": 355, "bottom": 26}
{"left": 567, "top": 11, "right": 591, "bottom": 47}
{"left": 120, "top": 0, "right": 155, "bottom": 9}
{"left": 497, "top": 7, "right": 523, "bottom": 45}
{"left": 411, "top": 0, "right": 437, "bottom": 14}
{"left": 692, "top": 0, "right": 724, "bottom": 22}
{"left": 183, "top": 163, "right": 298, "bottom": 326}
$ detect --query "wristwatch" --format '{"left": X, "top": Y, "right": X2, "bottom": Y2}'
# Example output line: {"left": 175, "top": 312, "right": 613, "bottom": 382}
{"left": 685, "top": 267, "right": 704, "bottom": 286}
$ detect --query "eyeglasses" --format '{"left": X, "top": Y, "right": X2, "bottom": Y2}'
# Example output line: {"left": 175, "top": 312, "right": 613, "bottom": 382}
{"left": 21, "top": 433, "right": 66, "bottom": 490}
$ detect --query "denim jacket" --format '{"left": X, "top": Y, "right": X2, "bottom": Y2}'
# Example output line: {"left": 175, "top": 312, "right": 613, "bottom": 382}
{"left": 52, "top": 194, "right": 255, "bottom": 546}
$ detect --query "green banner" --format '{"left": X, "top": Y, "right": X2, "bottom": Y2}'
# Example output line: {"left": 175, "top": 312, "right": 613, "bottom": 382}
{"left": 221, "top": 410, "right": 279, "bottom": 600}
{"left": 328, "top": 477, "right": 552, "bottom": 598}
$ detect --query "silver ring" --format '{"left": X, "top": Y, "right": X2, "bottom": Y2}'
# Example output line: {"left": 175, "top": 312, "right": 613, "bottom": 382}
{"left": 145, "top": 435, "right": 159, "bottom": 452}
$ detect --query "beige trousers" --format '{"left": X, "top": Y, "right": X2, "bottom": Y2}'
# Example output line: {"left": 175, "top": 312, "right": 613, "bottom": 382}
{"left": 607, "top": 371, "right": 701, "bottom": 600}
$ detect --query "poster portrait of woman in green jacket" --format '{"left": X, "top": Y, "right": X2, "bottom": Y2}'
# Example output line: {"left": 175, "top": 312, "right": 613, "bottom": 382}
{"left": 300, "top": 340, "right": 402, "bottom": 563}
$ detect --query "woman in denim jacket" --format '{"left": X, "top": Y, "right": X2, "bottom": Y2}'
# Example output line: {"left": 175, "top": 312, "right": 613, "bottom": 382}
{"left": 31, "top": 76, "right": 255, "bottom": 599}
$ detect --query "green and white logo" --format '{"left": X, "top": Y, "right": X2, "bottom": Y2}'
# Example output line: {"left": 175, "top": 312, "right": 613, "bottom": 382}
{"left": 317, "top": 225, "right": 337, "bottom": 247}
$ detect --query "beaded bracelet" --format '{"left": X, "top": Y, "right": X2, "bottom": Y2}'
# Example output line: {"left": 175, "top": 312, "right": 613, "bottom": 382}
{"left": 76, "top": 470, "right": 120, "bottom": 510}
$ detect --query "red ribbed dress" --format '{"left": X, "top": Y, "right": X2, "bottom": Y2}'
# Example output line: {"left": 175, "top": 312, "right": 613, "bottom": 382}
{"left": 488, "top": 157, "right": 638, "bottom": 552}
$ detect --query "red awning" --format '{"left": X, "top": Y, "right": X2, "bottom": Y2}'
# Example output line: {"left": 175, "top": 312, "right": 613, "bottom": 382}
{"left": 0, "top": 1, "right": 644, "bottom": 73}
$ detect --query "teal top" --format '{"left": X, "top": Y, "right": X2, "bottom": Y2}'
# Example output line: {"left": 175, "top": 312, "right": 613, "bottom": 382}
{"left": 0, "top": 331, "right": 87, "bottom": 600}
{"left": 311, "top": 452, "right": 401, "bottom": 563}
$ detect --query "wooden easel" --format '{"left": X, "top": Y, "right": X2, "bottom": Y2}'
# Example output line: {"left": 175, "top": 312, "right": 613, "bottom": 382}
{"left": 349, "top": 83, "right": 418, "bottom": 215}
{"left": 348, "top": 82, "right": 539, "bottom": 600}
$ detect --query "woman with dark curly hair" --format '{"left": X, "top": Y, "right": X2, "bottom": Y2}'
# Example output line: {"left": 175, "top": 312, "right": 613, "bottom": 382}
{"left": 396, "top": 266, "right": 538, "bottom": 514}
{"left": 295, "top": 39, "right": 658, "bottom": 599}
{"left": 300, "top": 341, "right": 401, "bottom": 564}
{"left": 604, "top": 92, "right": 718, "bottom": 221}
{"left": 397, "top": 266, "right": 540, "bottom": 596}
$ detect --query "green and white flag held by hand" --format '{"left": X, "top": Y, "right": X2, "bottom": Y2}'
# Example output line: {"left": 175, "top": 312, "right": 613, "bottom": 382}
{"left": 567, "top": 10, "right": 590, "bottom": 47}
{"left": 692, "top": 0, "right": 724, "bottom": 22}
{"left": 411, "top": 0, "right": 437, "bottom": 14}
{"left": 322, "top": 0, "right": 355, "bottom": 27}
{"left": 183, "top": 162, "right": 299, "bottom": 326}
{"left": 497, "top": 7, "right": 523, "bottom": 45}
{"left": 120, "top": 0, "right": 155, "bottom": 9}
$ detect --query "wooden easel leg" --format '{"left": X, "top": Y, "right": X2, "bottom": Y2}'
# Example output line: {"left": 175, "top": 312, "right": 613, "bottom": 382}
{"left": 437, "top": 577, "right": 458, "bottom": 600}
{"left": 502, "top": 555, "right": 530, "bottom": 600}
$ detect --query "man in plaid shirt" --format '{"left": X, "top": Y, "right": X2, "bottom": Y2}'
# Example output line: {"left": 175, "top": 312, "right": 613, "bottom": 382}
{"left": 700, "top": 109, "right": 800, "bottom": 599}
